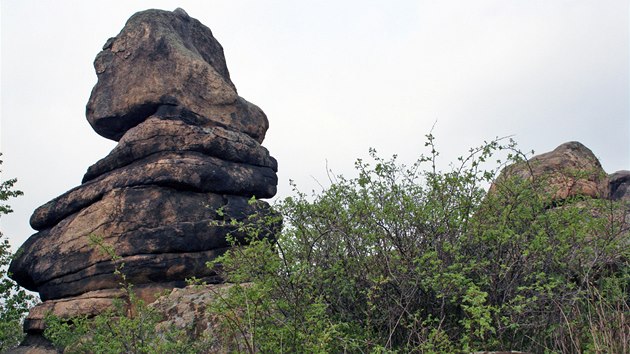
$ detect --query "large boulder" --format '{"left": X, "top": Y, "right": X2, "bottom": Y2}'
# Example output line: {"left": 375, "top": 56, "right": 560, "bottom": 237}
{"left": 10, "top": 8, "right": 279, "bottom": 350}
{"left": 86, "top": 8, "right": 268, "bottom": 142}
{"left": 490, "top": 141, "right": 608, "bottom": 202}
{"left": 9, "top": 9, "right": 280, "bottom": 353}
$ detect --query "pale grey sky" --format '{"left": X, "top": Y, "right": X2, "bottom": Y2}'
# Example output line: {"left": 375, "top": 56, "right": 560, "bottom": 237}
{"left": 1, "top": 0, "right": 629, "bottom": 249}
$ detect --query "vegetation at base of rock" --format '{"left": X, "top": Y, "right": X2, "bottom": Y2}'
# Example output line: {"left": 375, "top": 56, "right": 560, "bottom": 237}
{"left": 44, "top": 297, "right": 209, "bottom": 354}
{"left": 0, "top": 155, "right": 36, "bottom": 352}
{"left": 208, "top": 136, "right": 629, "bottom": 353}
{"left": 44, "top": 235, "right": 210, "bottom": 354}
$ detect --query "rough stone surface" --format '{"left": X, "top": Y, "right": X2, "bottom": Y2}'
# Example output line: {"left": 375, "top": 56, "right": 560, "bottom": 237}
{"left": 150, "top": 283, "right": 246, "bottom": 352}
{"left": 13, "top": 186, "right": 274, "bottom": 299}
{"left": 609, "top": 170, "right": 630, "bottom": 202}
{"left": 86, "top": 9, "right": 268, "bottom": 142}
{"left": 83, "top": 117, "right": 277, "bottom": 183}
{"left": 23, "top": 289, "right": 124, "bottom": 333}
{"left": 10, "top": 8, "right": 279, "bottom": 348}
{"left": 491, "top": 141, "right": 608, "bottom": 202}
{"left": 30, "top": 152, "right": 277, "bottom": 230}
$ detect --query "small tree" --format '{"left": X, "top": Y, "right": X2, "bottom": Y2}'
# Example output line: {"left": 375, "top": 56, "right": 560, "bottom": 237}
{"left": 0, "top": 154, "right": 36, "bottom": 351}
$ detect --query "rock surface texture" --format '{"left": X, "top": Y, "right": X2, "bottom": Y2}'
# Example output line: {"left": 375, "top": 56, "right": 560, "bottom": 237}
{"left": 490, "top": 141, "right": 609, "bottom": 202}
{"left": 9, "top": 7, "right": 278, "bottom": 345}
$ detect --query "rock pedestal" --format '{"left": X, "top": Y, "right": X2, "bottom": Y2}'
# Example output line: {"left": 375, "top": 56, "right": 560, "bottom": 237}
{"left": 9, "top": 8, "right": 278, "bottom": 337}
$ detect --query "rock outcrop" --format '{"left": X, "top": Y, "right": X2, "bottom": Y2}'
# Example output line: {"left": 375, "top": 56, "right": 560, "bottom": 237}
{"left": 609, "top": 170, "right": 630, "bottom": 202}
{"left": 489, "top": 141, "right": 629, "bottom": 248}
{"left": 490, "top": 141, "right": 609, "bottom": 202}
{"left": 9, "top": 7, "right": 278, "bottom": 342}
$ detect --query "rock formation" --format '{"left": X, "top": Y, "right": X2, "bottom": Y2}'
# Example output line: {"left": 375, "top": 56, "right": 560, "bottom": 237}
{"left": 490, "top": 141, "right": 609, "bottom": 202}
{"left": 489, "top": 141, "right": 630, "bottom": 242}
{"left": 9, "top": 8, "right": 278, "bottom": 340}
{"left": 490, "top": 141, "right": 629, "bottom": 205}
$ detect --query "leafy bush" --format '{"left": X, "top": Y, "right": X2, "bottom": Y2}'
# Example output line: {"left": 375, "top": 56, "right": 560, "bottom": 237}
{"left": 0, "top": 155, "right": 36, "bottom": 351}
{"left": 209, "top": 136, "right": 629, "bottom": 353}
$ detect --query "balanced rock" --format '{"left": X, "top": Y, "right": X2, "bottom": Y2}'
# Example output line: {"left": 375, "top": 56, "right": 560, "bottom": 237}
{"left": 86, "top": 9, "right": 268, "bottom": 142}
{"left": 10, "top": 8, "right": 279, "bottom": 337}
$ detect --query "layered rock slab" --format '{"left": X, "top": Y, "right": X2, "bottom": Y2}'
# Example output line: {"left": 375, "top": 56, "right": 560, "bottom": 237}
{"left": 13, "top": 185, "right": 275, "bottom": 300}
{"left": 30, "top": 151, "right": 277, "bottom": 230}
{"left": 83, "top": 117, "right": 278, "bottom": 183}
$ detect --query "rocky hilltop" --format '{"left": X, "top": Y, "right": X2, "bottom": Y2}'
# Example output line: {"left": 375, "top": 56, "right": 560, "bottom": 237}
{"left": 9, "top": 7, "right": 279, "bottom": 347}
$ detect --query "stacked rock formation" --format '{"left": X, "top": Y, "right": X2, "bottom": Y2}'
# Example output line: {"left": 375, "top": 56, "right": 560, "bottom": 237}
{"left": 9, "top": 8, "right": 278, "bottom": 335}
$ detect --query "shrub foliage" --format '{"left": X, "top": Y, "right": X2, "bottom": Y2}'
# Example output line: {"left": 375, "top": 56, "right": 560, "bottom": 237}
{"left": 42, "top": 138, "right": 629, "bottom": 353}
{"left": 0, "top": 155, "right": 36, "bottom": 352}
{"left": 210, "top": 136, "right": 629, "bottom": 353}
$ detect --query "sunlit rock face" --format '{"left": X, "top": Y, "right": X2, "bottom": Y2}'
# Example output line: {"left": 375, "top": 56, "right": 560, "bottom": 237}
{"left": 10, "top": 8, "right": 278, "bottom": 336}
{"left": 490, "top": 141, "right": 609, "bottom": 203}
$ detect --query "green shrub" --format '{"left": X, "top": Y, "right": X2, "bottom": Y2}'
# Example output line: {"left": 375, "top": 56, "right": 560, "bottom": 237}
{"left": 209, "top": 136, "right": 629, "bottom": 353}
{"left": 0, "top": 155, "right": 36, "bottom": 352}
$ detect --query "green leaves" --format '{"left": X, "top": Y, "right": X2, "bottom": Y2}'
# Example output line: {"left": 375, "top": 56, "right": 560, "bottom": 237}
{"left": 0, "top": 155, "right": 35, "bottom": 351}
{"left": 210, "top": 136, "right": 629, "bottom": 353}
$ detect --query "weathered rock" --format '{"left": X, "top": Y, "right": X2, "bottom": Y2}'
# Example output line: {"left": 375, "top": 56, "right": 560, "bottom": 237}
{"left": 150, "top": 283, "right": 246, "bottom": 352}
{"left": 13, "top": 186, "right": 275, "bottom": 299}
{"left": 491, "top": 141, "right": 608, "bottom": 202}
{"left": 37, "top": 248, "right": 226, "bottom": 301}
{"left": 83, "top": 117, "right": 277, "bottom": 183}
{"left": 151, "top": 284, "right": 230, "bottom": 338}
{"left": 22, "top": 283, "right": 199, "bottom": 335}
{"left": 30, "top": 152, "right": 277, "bottom": 230}
{"left": 609, "top": 170, "right": 630, "bottom": 202}
{"left": 10, "top": 7, "right": 280, "bottom": 344}
{"left": 86, "top": 9, "right": 268, "bottom": 142}
{"left": 7, "top": 334, "right": 58, "bottom": 354}
{"left": 23, "top": 289, "right": 125, "bottom": 333}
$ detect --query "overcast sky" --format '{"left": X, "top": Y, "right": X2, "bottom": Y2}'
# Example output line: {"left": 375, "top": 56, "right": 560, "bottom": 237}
{"left": 1, "top": 0, "right": 628, "bottom": 249}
